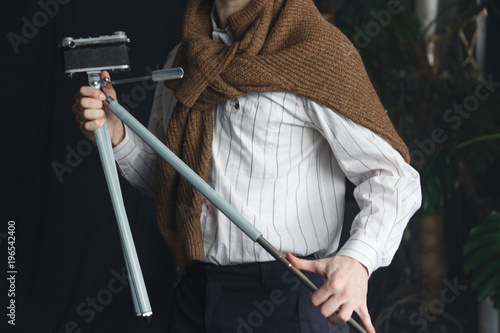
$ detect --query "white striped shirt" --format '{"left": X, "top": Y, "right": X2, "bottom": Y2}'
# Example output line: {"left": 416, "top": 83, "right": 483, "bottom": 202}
{"left": 113, "top": 22, "right": 421, "bottom": 275}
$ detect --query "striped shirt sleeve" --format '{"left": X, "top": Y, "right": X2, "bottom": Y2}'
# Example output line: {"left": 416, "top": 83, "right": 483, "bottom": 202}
{"left": 113, "top": 46, "right": 180, "bottom": 198}
{"left": 302, "top": 97, "right": 422, "bottom": 275}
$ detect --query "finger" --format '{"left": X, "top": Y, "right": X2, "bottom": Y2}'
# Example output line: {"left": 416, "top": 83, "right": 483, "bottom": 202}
{"left": 310, "top": 273, "right": 347, "bottom": 307}
{"left": 84, "top": 118, "right": 106, "bottom": 132}
{"left": 328, "top": 301, "right": 354, "bottom": 325}
{"left": 79, "top": 97, "right": 104, "bottom": 111}
{"left": 355, "top": 305, "right": 376, "bottom": 333}
{"left": 313, "top": 295, "right": 342, "bottom": 323}
{"left": 100, "top": 71, "right": 117, "bottom": 100}
{"left": 318, "top": 294, "right": 344, "bottom": 320}
{"left": 82, "top": 108, "right": 106, "bottom": 122}
{"left": 287, "top": 253, "right": 335, "bottom": 306}
{"left": 78, "top": 86, "right": 106, "bottom": 100}
{"left": 72, "top": 104, "right": 92, "bottom": 124}
{"left": 286, "top": 253, "right": 324, "bottom": 276}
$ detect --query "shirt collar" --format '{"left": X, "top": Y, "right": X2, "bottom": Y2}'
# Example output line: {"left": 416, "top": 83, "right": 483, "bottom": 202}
{"left": 211, "top": 5, "right": 235, "bottom": 46}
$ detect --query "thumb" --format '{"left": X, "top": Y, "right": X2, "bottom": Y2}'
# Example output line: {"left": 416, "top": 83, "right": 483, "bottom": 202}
{"left": 286, "top": 253, "right": 323, "bottom": 276}
{"left": 100, "top": 70, "right": 117, "bottom": 100}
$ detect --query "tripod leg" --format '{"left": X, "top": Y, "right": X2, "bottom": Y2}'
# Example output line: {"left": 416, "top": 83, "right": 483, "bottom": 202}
{"left": 93, "top": 119, "right": 152, "bottom": 317}
{"left": 87, "top": 72, "right": 152, "bottom": 317}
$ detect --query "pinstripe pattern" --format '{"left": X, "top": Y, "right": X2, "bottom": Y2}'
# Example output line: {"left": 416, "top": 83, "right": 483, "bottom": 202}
{"left": 113, "top": 23, "right": 421, "bottom": 275}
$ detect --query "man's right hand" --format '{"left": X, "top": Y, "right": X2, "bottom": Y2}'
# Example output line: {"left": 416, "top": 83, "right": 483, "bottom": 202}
{"left": 71, "top": 70, "right": 125, "bottom": 147}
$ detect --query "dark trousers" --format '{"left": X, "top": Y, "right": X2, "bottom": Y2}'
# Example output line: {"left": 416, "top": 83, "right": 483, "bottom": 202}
{"left": 167, "top": 260, "right": 349, "bottom": 332}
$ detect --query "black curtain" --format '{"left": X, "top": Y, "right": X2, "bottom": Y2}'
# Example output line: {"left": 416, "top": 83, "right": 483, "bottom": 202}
{"left": 3, "top": 1, "right": 500, "bottom": 333}
{"left": 2, "top": 1, "right": 186, "bottom": 332}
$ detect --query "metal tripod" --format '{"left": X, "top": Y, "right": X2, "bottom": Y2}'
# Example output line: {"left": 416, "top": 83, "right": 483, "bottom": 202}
{"left": 86, "top": 69, "right": 367, "bottom": 332}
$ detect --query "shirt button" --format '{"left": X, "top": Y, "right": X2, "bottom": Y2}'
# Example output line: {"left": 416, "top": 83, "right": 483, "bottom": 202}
{"left": 234, "top": 101, "right": 240, "bottom": 110}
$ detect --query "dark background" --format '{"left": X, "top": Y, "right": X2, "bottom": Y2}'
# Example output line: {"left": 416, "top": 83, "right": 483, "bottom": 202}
{"left": 2, "top": 1, "right": 500, "bottom": 333}
{"left": 2, "top": 1, "right": 186, "bottom": 332}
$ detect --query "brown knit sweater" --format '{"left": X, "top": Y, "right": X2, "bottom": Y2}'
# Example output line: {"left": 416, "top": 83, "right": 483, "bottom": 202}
{"left": 156, "top": 0, "right": 410, "bottom": 269}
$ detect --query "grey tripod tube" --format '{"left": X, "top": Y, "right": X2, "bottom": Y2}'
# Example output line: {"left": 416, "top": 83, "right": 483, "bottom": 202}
{"left": 88, "top": 73, "right": 152, "bottom": 318}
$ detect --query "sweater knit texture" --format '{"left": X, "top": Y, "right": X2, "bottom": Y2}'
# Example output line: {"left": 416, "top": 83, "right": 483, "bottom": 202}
{"left": 157, "top": 0, "right": 410, "bottom": 268}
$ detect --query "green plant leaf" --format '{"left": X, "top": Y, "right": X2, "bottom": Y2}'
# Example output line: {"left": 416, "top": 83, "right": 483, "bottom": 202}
{"left": 470, "top": 258, "right": 500, "bottom": 289}
{"left": 463, "top": 211, "right": 500, "bottom": 304}
{"left": 419, "top": 145, "right": 462, "bottom": 215}
{"left": 485, "top": 211, "right": 500, "bottom": 223}
{"left": 464, "top": 244, "right": 500, "bottom": 273}
{"left": 476, "top": 274, "right": 500, "bottom": 302}
{"left": 453, "top": 134, "right": 500, "bottom": 152}
{"left": 463, "top": 233, "right": 500, "bottom": 255}
{"left": 495, "top": 292, "right": 500, "bottom": 310}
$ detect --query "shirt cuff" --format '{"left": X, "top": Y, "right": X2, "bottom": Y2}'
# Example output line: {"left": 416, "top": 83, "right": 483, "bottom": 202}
{"left": 113, "top": 124, "right": 135, "bottom": 162}
{"left": 335, "top": 233, "right": 380, "bottom": 276}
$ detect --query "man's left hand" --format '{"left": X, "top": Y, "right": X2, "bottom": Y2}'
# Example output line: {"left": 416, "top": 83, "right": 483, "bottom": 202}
{"left": 286, "top": 253, "right": 376, "bottom": 333}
